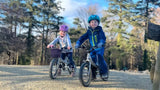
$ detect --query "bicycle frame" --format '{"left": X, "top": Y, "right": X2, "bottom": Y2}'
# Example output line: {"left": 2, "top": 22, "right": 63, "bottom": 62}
{"left": 85, "top": 51, "right": 100, "bottom": 76}
{"left": 86, "top": 51, "right": 99, "bottom": 67}
{"left": 56, "top": 54, "right": 70, "bottom": 69}
{"left": 58, "top": 56, "right": 68, "bottom": 65}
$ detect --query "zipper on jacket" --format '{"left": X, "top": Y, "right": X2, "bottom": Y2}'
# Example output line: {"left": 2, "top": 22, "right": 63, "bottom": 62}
{"left": 89, "top": 29, "right": 98, "bottom": 46}
{"left": 95, "top": 35, "right": 97, "bottom": 43}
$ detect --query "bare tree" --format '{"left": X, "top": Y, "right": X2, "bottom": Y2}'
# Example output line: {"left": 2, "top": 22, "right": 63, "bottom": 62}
{"left": 76, "top": 4, "right": 100, "bottom": 30}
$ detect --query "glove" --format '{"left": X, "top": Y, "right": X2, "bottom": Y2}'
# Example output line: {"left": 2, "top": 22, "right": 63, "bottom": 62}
{"left": 97, "top": 42, "right": 103, "bottom": 48}
{"left": 75, "top": 44, "right": 79, "bottom": 49}
{"left": 47, "top": 45, "right": 54, "bottom": 48}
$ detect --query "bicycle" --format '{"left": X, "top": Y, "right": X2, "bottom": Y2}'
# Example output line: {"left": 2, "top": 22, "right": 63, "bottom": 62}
{"left": 49, "top": 47, "right": 76, "bottom": 79}
{"left": 78, "top": 45, "right": 109, "bottom": 87}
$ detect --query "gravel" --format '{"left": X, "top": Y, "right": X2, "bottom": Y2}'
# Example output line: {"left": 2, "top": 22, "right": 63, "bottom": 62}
{"left": 0, "top": 65, "right": 152, "bottom": 90}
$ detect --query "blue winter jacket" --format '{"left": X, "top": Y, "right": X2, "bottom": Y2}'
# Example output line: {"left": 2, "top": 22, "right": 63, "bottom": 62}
{"left": 76, "top": 26, "right": 106, "bottom": 47}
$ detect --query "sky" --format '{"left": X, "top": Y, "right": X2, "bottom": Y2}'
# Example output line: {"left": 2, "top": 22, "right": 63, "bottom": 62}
{"left": 56, "top": 0, "right": 108, "bottom": 27}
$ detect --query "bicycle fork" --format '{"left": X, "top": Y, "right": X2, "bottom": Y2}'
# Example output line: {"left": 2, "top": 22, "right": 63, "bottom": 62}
{"left": 86, "top": 53, "right": 99, "bottom": 75}
{"left": 86, "top": 53, "right": 92, "bottom": 75}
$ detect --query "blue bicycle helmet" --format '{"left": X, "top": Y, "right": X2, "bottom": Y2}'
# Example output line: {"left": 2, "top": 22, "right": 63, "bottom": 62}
{"left": 88, "top": 15, "right": 100, "bottom": 23}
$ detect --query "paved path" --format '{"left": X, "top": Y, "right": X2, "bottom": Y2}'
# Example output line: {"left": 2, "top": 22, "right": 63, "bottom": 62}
{"left": 0, "top": 65, "right": 152, "bottom": 90}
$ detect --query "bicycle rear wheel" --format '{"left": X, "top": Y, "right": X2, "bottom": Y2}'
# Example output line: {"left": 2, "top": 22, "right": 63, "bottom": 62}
{"left": 79, "top": 62, "right": 92, "bottom": 87}
{"left": 49, "top": 59, "right": 59, "bottom": 79}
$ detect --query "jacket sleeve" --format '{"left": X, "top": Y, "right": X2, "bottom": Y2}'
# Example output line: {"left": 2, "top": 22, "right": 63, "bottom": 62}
{"left": 66, "top": 34, "right": 72, "bottom": 47}
{"left": 99, "top": 28, "right": 106, "bottom": 44}
{"left": 76, "top": 31, "right": 89, "bottom": 46}
{"left": 48, "top": 36, "right": 59, "bottom": 46}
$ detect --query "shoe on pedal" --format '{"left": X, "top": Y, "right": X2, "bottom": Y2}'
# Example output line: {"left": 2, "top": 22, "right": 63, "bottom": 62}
{"left": 92, "top": 76, "right": 96, "bottom": 81}
{"left": 91, "top": 74, "right": 97, "bottom": 81}
{"left": 57, "top": 69, "right": 61, "bottom": 75}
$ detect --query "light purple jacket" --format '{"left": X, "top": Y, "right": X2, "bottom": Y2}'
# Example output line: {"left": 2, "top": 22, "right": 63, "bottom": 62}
{"left": 49, "top": 33, "right": 72, "bottom": 53}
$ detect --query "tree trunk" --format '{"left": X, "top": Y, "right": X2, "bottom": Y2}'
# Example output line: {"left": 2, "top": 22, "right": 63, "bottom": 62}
{"left": 44, "top": 26, "right": 49, "bottom": 65}
{"left": 14, "top": 22, "right": 17, "bottom": 37}
{"left": 40, "top": 26, "right": 45, "bottom": 65}
{"left": 16, "top": 51, "right": 18, "bottom": 65}
{"left": 130, "top": 55, "right": 133, "bottom": 70}
{"left": 152, "top": 42, "right": 160, "bottom": 90}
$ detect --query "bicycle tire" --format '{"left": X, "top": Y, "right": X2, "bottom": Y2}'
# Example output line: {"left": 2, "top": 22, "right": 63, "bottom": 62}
{"left": 49, "top": 59, "right": 58, "bottom": 79}
{"left": 79, "top": 62, "right": 92, "bottom": 87}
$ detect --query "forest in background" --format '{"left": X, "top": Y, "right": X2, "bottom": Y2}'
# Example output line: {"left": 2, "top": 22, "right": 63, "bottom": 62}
{"left": 0, "top": 0, "right": 160, "bottom": 72}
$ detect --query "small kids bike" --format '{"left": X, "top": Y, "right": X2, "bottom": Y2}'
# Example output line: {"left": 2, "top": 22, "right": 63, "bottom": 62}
{"left": 78, "top": 45, "right": 109, "bottom": 87}
{"left": 49, "top": 47, "right": 76, "bottom": 79}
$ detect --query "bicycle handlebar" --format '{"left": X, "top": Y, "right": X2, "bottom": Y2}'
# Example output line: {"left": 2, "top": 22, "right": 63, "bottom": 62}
{"left": 78, "top": 44, "right": 105, "bottom": 53}
{"left": 78, "top": 44, "right": 98, "bottom": 53}
{"left": 61, "top": 47, "right": 72, "bottom": 50}
{"left": 50, "top": 47, "right": 72, "bottom": 51}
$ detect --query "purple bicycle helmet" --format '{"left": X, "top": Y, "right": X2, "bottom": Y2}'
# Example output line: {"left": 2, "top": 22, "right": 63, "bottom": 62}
{"left": 59, "top": 25, "right": 69, "bottom": 32}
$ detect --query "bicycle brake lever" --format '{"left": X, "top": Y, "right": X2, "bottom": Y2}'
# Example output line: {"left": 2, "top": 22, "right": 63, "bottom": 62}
{"left": 92, "top": 46, "right": 97, "bottom": 50}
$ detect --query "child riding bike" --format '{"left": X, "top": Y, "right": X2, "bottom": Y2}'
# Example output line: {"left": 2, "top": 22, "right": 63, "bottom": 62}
{"left": 75, "top": 15, "right": 108, "bottom": 80}
{"left": 47, "top": 24, "right": 75, "bottom": 77}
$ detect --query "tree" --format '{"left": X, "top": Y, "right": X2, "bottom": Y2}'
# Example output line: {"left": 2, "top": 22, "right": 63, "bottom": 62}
{"left": 73, "top": 18, "right": 82, "bottom": 28}
{"left": 102, "top": 0, "right": 135, "bottom": 69}
{"left": 129, "top": 27, "right": 144, "bottom": 70}
{"left": 34, "top": 0, "right": 63, "bottom": 65}
{"left": 0, "top": 0, "right": 25, "bottom": 36}
{"left": 76, "top": 4, "right": 100, "bottom": 30}
{"left": 0, "top": 0, "right": 28, "bottom": 65}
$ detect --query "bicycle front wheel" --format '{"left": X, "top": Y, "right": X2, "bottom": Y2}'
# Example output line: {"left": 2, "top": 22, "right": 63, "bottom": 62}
{"left": 49, "top": 59, "right": 59, "bottom": 79}
{"left": 79, "top": 62, "right": 92, "bottom": 87}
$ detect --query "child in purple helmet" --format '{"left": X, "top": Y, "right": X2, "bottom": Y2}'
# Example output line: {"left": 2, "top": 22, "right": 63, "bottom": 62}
{"left": 47, "top": 25, "right": 75, "bottom": 77}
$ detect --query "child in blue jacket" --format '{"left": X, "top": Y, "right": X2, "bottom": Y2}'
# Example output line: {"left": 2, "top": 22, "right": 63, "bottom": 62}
{"left": 75, "top": 15, "right": 108, "bottom": 80}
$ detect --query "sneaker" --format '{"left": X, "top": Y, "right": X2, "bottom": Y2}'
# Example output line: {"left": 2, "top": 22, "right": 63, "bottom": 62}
{"left": 91, "top": 73, "right": 97, "bottom": 81}
{"left": 102, "top": 73, "right": 108, "bottom": 79}
{"left": 57, "top": 68, "right": 61, "bottom": 75}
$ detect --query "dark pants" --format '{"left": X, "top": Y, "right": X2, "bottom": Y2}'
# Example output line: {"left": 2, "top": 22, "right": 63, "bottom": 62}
{"left": 61, "top": 52, "right": 75, "bottom": 68}
{"left": 90, "top": 47, "right": 108, "bottom": 76}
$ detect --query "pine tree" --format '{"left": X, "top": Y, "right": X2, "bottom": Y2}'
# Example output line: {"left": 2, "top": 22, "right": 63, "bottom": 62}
{"left": 102, "top": 0, "right": 134, "bottom": 69}
{"left": 0, "top": 0, "right": 28, "bottom": 65}
{"left": 34, "top": 0, "right": 63, "bottom": 64}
